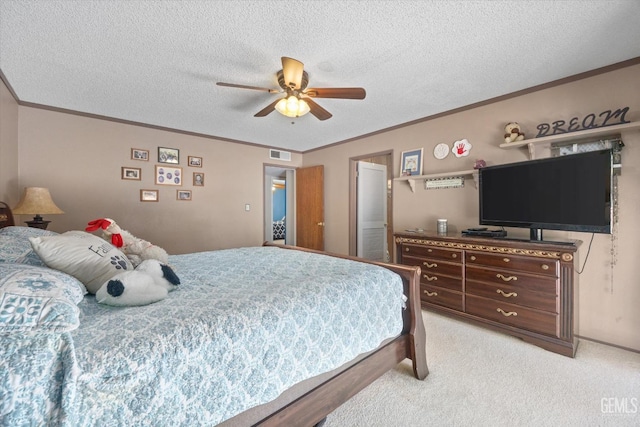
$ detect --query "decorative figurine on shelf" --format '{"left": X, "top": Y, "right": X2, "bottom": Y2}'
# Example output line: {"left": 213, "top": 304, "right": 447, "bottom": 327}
{"left": 473, "top": 159, "right": 487, "bottom": 169}
{"left": 504, "top": 122, "right": 525, "bottom": 143}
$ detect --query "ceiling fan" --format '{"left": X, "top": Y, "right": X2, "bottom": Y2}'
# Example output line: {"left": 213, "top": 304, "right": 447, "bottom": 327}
{"left": 216, "top": 57, "right": 366, "bottom": 121}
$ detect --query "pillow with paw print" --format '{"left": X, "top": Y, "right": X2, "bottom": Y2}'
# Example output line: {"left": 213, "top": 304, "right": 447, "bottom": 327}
{"left": 29, "top": 230, "right": 133, "bottom": 294}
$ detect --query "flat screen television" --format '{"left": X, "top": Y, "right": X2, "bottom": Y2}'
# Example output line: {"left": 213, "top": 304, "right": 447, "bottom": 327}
{"left": 478, "top": 149, "right": 612, "bottom": 240}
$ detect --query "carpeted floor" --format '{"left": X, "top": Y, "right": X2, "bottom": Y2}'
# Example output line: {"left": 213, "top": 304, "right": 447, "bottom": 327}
{"left": 325, "top": 310, "right": 640, "bottom": 426}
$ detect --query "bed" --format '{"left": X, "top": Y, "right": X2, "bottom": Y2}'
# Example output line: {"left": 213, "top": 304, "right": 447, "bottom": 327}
{"left": 0, "top": 222, "right": 428, "bottom": 426}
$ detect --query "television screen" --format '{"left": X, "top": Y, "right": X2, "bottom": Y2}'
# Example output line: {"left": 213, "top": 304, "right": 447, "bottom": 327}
{"left": 479, "top": 149, "right": 612, "bottom": 236}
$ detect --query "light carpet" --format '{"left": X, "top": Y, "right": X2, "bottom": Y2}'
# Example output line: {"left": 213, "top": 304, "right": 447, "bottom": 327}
{"left": 325, "top": 310, "right": 640, "bottom": 426}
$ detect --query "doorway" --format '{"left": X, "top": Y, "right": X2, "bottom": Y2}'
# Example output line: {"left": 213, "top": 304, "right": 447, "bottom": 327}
{"left": 349, "top": 151, "right": 393, "bottom": 261}
{"left": 264, "top": 165, "right": 295, "bottom": 245}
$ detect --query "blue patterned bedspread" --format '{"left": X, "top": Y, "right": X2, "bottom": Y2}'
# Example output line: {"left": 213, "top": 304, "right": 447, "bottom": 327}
{"left": 1, "top": 246, "right": 404, "bottom": 426}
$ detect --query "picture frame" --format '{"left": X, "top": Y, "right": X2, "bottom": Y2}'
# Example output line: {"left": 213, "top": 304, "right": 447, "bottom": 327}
{"left": 177, "top": 190, "right": 192, "bottom": 201}
{"left": 158, "top": 147, "right": 179, "bottom": 164}
{"left": 400, "top": 148, "right": 423, "bottom": 176}
{"left": 131, "top": 148, "right": 149, "bottom": 161}
{"left": 140, "top": 189, "right": 158, "bottom": 202}
{"left": 188, "top": 156, "right": 203, "bottom": 168}
{"left": 193, "top": 172, "right": 205, "bottom": 186}
{"left": 121, "top": 167, "right": 141, "bottom": 180}
{"left": 155, "top": 165, "right": 183, "bottom": 186}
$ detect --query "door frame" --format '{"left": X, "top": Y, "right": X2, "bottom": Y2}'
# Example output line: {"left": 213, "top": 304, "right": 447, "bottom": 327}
{"left": 348, "top": 150, "right": 393, "bottom": 257}
{"left": 263, "top": 164, "right": 296, "bottom": 244}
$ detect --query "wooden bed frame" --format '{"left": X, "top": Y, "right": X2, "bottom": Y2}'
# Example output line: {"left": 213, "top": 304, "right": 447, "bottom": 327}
{"left": 250, "top": 243, "right": 429, "bottom": 426}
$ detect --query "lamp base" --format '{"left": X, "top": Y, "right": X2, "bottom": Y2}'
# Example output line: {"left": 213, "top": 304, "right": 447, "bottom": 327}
{"left": 25, "top": 215, "right": 51, "bottom": 230}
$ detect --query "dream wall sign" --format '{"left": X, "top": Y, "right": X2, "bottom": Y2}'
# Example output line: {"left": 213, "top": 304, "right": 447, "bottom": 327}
{"left": 536, "top": 107, "right": 630, "bottom": 137}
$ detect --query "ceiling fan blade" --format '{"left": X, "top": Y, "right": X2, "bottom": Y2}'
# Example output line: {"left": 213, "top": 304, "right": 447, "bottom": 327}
{"left": 304, "top": 97, "right": 332, "bottom": 121}
{"left": 281, "top": 57, "right": 304, "bottom": 89}
{"left": 254, "top": 99, "right": 281, "bottom": 117}
{"left": 304, "top": 87, "right": 366, "bottom": 99}
{"left": 217, "top": 82, "right": 280, "bottom": 93}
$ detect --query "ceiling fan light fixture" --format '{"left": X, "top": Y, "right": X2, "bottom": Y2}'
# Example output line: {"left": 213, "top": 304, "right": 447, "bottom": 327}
{"left": 275, "top": 96, "right": 310, "bottom": 118}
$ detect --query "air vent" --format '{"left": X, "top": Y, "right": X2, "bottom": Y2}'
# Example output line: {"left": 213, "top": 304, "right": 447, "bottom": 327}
{"left": 269, "top": 149, "right": 291, "bottom": 161}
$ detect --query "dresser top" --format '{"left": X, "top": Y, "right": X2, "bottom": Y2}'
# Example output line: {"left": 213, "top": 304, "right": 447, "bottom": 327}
{"left": 394, "top": 231, "right": 581, "bottom": 254}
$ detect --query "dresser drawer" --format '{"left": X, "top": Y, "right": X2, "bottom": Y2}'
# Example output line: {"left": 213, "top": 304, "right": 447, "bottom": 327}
{"left": 466, "top": 280, "right": 557, "bottom": 312}
{"left": 402, "top": 244, "right": 462, "bottom": 262}
{"left": 420, "top": 285, "right": 463, "bottom": 312}
{"left": 466, "top": 294, "right": 558, "bottom": 337}
{"left": 403, "top": 255, "right": 463, "bottom": 277}
{"left": 466, "top": 265, "right": 558, "bottom": 295}
{"left": 402, "top": 255, "right": 463, "bottom": 291}
{"left": 466, "top": 251, "right": 557, "bottom": 277}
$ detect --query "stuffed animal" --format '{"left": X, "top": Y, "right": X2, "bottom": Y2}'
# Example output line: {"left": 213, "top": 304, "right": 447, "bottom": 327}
{"left": 86, "top": 218, "right": 169, "bottom": 267}
{"left": 96, "top": 259, "right": 180, "bottom": 306}
{"left": 504, "top": 122, "right": 525, "bottom": 143}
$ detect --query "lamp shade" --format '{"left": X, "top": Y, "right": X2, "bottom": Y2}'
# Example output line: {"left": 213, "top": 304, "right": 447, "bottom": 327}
{"left": 13, "top": 187, "right": 64, "bottom": 215}
{"left": 275, "top": 96, "right": 310, "bottom": 118}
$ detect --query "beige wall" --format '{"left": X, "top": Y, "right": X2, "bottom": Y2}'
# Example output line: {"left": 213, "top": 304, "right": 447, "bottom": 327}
{"left": 13, "top": 105, "right": 302, "bottom": 254}
{"left": 2, "top": 63, "right": 639, "bottom": 351}
{"left": 0, "top": 78, "right": 19, "bottom": 203}
{"left": 305, "top": 63, "right": 640, "bottom": 351}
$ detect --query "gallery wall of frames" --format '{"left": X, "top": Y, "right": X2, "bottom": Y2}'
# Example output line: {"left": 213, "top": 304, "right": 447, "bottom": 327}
{"left": 122, "top": 147, "right": 205, "bottom": 202}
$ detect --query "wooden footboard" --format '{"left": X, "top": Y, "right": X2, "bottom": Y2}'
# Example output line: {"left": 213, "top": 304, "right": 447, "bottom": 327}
{"left": 256, "top": 243, "right": 429, "bottom": 426}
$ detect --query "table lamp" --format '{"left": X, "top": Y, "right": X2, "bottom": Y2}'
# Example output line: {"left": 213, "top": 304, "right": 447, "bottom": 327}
{"left": 12, "top": 187, "right": 64, "bottom": 229}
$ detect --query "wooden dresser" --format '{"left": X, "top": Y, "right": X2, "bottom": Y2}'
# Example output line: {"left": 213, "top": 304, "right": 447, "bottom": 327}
{"left": 394, "top": 231, "right": 581, "bottom": 357}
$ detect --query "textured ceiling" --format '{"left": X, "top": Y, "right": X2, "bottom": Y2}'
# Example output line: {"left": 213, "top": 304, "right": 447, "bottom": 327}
{"left": 1, "top": 1, "right": 639, "bottom": 152}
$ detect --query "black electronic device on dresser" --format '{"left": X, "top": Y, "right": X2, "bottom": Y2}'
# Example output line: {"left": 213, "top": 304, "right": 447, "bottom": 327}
{"left": 478, "top": 149, "right": 613, "bottom": 241}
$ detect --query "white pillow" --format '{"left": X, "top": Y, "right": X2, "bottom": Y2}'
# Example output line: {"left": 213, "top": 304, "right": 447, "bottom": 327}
{"left": 29, "top": 231, "right": 134, "bottom": 294}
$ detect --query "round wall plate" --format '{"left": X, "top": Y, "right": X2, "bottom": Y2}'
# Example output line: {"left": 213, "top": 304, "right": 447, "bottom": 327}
{"left": 433, "top": 143, "right": 449, "bottom": 160}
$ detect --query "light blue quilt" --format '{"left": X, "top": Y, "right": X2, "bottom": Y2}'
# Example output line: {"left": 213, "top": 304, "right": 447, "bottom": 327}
{"left": 1, "top": 246, "right": 404, "bottom": 426}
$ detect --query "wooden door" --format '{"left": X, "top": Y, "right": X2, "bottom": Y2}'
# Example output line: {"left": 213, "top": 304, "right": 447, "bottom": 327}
{"left": 296, "top": 165, "right": 324, "bottom": 250}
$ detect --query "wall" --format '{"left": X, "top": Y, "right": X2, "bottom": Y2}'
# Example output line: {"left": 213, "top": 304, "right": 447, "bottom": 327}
{"left": 4, "top": 63, "right": 639, "bottom": 351}
{"left": 15, "top": 106, "right": 302, "bottom": 254}
{"left": 0, "top": 78, "right": 19, "bottom": 203}
{"left": 305, "top": 63, "right": 640, "bottom": 351}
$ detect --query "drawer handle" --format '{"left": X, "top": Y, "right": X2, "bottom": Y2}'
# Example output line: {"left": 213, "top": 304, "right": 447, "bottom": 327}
{"left": 470, "top": 255, "right": 476, "bottom": 261}
{"left": 405, "top": 247, "right": 410, "bottom": 252}
{"left": 503, "top": 258, "right": 510, "bottom": 263}
{"left": 423, "top": 274, "right": 438, "bottom": 281}
{"left": 451, "top": 253, "right": 457, "bottom": 258}
{"left": 423, "top": 262, "right": 437, "bottom": 268}
{"left": 497, "top": 308, "right": 517, "bottom": 317}
{"left": 424, "top": 290, "right": 438, "bottom": 297}
{"left": 541, "top": 264, "right": 549, "bottom": 270}
{"left": 427, "top": 249, "right": 433, "bottom": 252}
{"left": 496, "top": 273, "right": 517, "bottom": 282}
{"left": 496, "top": 289, "right": 518, "bottom": 298}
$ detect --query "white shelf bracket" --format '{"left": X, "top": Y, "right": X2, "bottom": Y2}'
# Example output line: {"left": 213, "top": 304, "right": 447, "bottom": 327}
{"left": 527, "top": 143, "right": 536, "bottom": 160}
{"left": 407, "top": 178, "right": 416, "bottom": 192}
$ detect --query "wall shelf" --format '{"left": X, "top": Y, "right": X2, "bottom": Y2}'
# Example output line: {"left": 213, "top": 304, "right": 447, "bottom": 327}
{"left": 500, "top": 121, "right": 640, "bottom": 159}
{"left": 394, "top": 169, "right": 478, "bottom": 192}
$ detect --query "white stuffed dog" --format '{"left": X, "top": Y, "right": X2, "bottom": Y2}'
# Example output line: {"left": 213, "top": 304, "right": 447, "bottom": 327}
{"left": 96, "top": 259, "right": 180, "bottom": 306}
{"left": 86, "top": 218, "right": 169, "bottom": 267}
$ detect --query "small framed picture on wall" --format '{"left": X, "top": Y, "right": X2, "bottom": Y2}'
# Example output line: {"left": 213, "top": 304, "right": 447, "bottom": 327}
{"left": 177, "top": 190, "right": 192, "bottom": 201}
{"left": 121, "top": 167, "right": 141, "bottom": 180}
{"left": 131, "top": 148, "right": 149, "bottom": 161}
{"left": 188, "top": 156, "right": 203, "bottom": 167}
{"left": 155, "top": 165, "right": 182, "bottom": 186}
{"left": 193, "top": 172, "right": 205, "bottom": 186}
{"left": 158, "top": 147, "right": 179, "bottom": 164}
{"left": 140, "top": 189, "right": 158, "bottom": 202}
{"left": 400, "top": 148, "right": 423, "bottom": 176}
